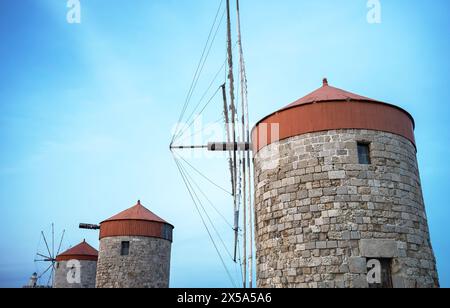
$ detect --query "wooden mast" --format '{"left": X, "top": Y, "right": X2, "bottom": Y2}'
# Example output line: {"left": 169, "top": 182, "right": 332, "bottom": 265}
{"left": 222, "top": 84, "right": 236, "bottom": 199}
{"left": 236, "top": 0, "right": 247, "bottom": 289}
{"left": 171, "top": 0, "right": 254, "bottom": 289}
{"left": 226, "top": 0, "right": 239, "bottom": 266}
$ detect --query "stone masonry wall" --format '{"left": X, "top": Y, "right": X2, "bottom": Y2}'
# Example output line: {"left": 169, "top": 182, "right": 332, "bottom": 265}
{"left": 54, "top": 260, "right": 97, "bottom": 288}
{"left": 254, "top": 129, "right": 439, "bottom": 288}
{"left": 96, "top": 236, "right": 171, "bottom": 288}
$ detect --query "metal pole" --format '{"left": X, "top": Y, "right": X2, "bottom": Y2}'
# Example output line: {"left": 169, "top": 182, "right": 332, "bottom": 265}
{"left": 222, "top": 84, "right": 236, "bottom": 198}
{"left": 236, "top": 0, "right": 247, "bottom": 289}
{"left": 79, "top": 223, "right": 100, "bottom": 230}
{"left": 170, "top": 145, "right": 208, "bottom": 150}
{"left": 52, "top": 223, "right": 54, "bottom": 287}
{"left": 52, "top": 223, "right": 54, "bottom": 259}
{"left": 226, "top": 0, "right": 239, "bottom": 264}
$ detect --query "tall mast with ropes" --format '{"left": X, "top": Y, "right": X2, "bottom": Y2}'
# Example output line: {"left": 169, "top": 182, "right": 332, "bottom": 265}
{"left": 170, "top": 0, "right": 253, "bottom": 288}
{"left": 236, "top": 0, "right": 253, "bottom": 289}
{"left": 225, "top": 0, "right": 240, "bottom": 268}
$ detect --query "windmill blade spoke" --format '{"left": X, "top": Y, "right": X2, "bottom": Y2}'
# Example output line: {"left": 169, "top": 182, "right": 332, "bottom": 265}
{"left": 34, "top": 259, "right": 51, "bottom": 262}
{"left": 56, "top": 230, "right": 65, "bottom": 256}
{"left": 41, "top": 231, "right": 53, "bottom": 259}
{"left": 36, "top": 253, "right": 52, "bottom": 260}
{"left": 52, "top": 223, "right": 55, "bottom": 260}
{"left": 38, "top": 263, "right": 53, "bottom": 279}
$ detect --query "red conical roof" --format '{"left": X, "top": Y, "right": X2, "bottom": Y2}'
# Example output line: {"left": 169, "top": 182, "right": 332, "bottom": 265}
{"left": 283, "top": 78, "right": 380, "bottom": 110}
{"left": 102, "top": 200, "right": 169, "bottom": 224}
{"left": 252, "top": 78, "right": 416, "bottom": 153}
{"left": 56, "top": 240, "right": 98, "bottom": 261}
{"left": 99, "top": 201, "right": 174, "bottom": 241}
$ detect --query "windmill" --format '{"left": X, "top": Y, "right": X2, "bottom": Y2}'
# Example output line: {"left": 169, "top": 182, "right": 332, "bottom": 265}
{"left": 34, "top": 223, "right": 65, "bottom": 288}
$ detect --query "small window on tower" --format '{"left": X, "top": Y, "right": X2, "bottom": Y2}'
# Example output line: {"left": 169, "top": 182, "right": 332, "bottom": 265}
{"left": 162, "top": 224, "right": 173, "bottom": 242}
{"left": 358, "top": 142, "right": 371, "bottom": 165}
{"left": 121, "top": 241, "right": 130, "bottom": 256}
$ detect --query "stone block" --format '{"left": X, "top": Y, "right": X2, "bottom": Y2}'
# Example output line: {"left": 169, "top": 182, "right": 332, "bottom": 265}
{"left": 329, "top": 170, "right": 346, "bottom": 180}
{"left": 316, "top": 241, "right": 327, "bottom": 249}
{"left": 348, "top": 257, "right": 367, "bottom": 274}
{"left": 328, "top": 210, "right": 339, "bottom": 217}
{"left": 352, "top": 275, "right": 369, "bottom": 288}
{"left": 309, "top": 189, "right": 323, "bottom": 198}
{"left": 325, "top": 241, "right": 336, "bottom": 249}
{"left": 359, "top": 239, "right": 399, "bottom": 258}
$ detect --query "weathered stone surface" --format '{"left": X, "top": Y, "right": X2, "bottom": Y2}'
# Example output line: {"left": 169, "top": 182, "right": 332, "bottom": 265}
{"left": 54, "top": 260, "right": 97, "bottom": 289}
{"left": 348, "top": 257, "right": 367, "bottom": 274}
{"left": 359, "top": 239, "right": 399, "bottom": 258}
{"left": 96, "top": 236, "right": 171, "bottom": 288}
{"left": 352, "top": 275, "right": 369, "bottom": 288}
{"left": 329, "top": 171, "right": 346, "bottom": 180}
{"left": 392, "top": 274, "right": 406, "bottom": 288}
{"left": 254, "top": 129, "right": 439, "bottom": 288}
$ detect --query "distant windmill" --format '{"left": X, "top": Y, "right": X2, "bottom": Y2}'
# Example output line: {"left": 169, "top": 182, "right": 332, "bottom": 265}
{"left": 34, "top": 223, "right": 65, "bottom": 287}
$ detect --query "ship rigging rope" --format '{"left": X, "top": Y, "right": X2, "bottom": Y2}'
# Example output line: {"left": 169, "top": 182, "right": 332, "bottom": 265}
{"left": 172, "top": 152, "right": 233, "bottom": 228}
{"left": 170, "top": 0, "right": 252, "bottom": 288}
{"left": 171, "top": 0, "right": 226, "bottom": 145}
{"left": 174, "top": 85, "right": 222, "bottom": 143}
{"left": 178, "top": 158, "right": 235, "bottom": 261}
{"left": 176, "top": 117, "right": 223, "bottom": 146}
{"left": 187, "top": 172, "right": 234, "bottom": 234}
{"left": 174, "top": 151, "right": 232, "bottom": 196}
{"left": 173, "top": 155, "right": 237, "bottom": 287}
{"left": 225, "top": 0, "right": 240, "bottom": 264}
{"left": 236, "top": 0, "right": 252, "bottom": 288}
{"left": 183, "top": 8, "right": 225, "bottom": 117}
{"left": 236, "top": 237, "right": 245, "bottom": 288}
{"left": 173, "top": 42, "right": 239, "bottom": 144}
{"left": 172, "top": 41, "right": 227, "bottom": 143}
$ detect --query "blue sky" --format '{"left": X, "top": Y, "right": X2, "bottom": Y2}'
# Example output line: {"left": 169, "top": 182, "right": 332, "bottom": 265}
{"left": 0, "top": 0, "right": 449, "bottom": 288}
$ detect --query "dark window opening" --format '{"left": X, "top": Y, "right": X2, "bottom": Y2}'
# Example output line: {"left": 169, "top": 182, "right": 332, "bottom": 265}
{"left": 358, "top": 142, "right": 371, "bottom": 165}
{"left": 121, "top": 241, "right": 130, "bottom": 256}
{"left": 368, "top": 258, "right": 393, "bottom": 289}
{"left": 162, "top": 225, "right": 173, "bottom": 242}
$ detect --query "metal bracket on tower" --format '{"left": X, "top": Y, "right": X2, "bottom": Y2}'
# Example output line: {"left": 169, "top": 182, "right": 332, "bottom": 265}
{"left": 79, "top": 223, "right": 100, "bottom": 230}
{"left": 170, "top": 142, "right": 252, "bottom": 152}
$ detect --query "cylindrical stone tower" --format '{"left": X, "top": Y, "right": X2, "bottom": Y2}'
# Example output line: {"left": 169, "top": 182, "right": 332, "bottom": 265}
{"left": 252, "top": 79, "right": 439, "bottom": 288}
{"left": 54, "top": 240, "right": 98, "bottom": 288}
{"left": 96, "top": 200, "right": 174, "bottom": 288}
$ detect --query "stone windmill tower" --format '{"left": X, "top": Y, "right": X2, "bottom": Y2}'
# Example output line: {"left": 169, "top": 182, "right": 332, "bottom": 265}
{"left": 95, "top": 201, "right": 174, "bottom": 288}
{"left": 252, "top": 79, "right": 439, "bottom": 288}
{"left": 54, "top": 240, "right": 98, "bottom": 288}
